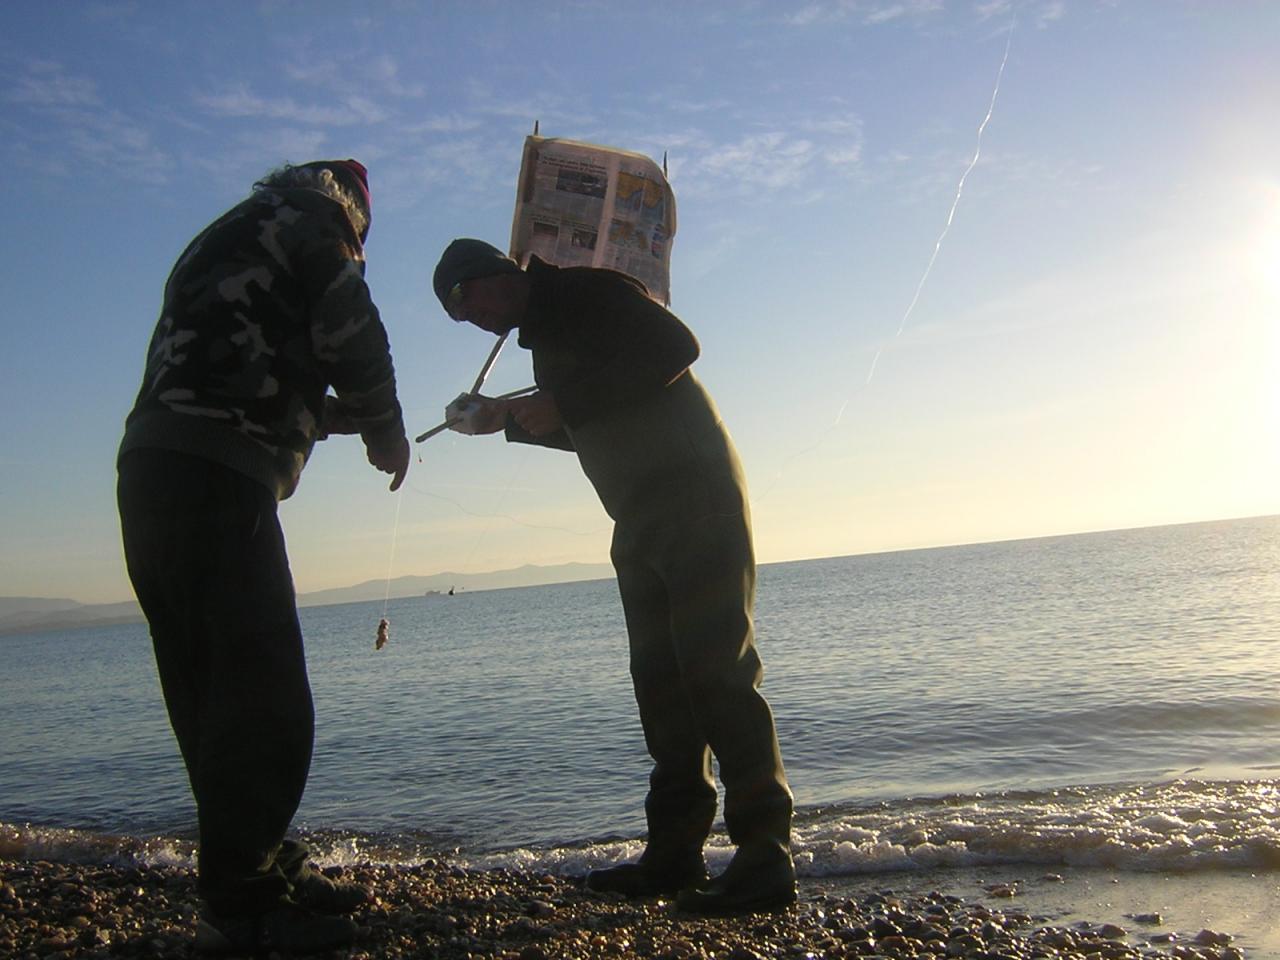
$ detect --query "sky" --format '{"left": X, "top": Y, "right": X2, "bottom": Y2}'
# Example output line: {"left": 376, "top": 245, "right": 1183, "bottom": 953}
{"left": 1, "top": 1, "right": 1277, "bottom": 605}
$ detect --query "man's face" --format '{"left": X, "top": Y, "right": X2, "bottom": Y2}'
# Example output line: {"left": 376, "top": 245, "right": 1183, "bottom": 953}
{"left": 447, "top": 275, "right": 521, "bottom": 334}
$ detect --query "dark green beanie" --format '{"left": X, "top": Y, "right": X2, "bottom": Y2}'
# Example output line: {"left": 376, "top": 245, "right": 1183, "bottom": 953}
{"left": 433, "top": 239, "right": 522, "bottom": 308}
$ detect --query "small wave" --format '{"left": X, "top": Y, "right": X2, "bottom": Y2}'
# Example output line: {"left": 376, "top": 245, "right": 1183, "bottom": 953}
{"left": 461, "top": 778, "right": 1280, "bottom": 878}
{"left": 792, "top": 777, "right": 1280, "bottom": 876}
{"left": 7, "top": 778, "right": 1280, "bottom": 880}
{"left": 0, "top": 822, "right": 195, "bottom": 869}
{"left": 0, "top": 822, "right": 451, "bottom": 872}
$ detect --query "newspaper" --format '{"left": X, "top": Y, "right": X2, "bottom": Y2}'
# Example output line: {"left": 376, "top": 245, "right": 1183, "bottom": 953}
{"left": 508, "top": 136, "right": 677, "bottom": 304}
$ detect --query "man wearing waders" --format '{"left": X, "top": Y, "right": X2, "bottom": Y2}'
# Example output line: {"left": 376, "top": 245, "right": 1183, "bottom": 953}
{"left": 432, "top": 239, "right": 796, "bottom": 914}
{"left": 117, "top": 160, "right": 409, "bottom": 954}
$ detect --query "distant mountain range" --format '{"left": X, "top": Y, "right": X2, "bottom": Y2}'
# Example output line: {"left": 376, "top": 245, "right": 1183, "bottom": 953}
{"left": 294, "top": 562, "right": 613, "bottom": 606}
{"left": 0, "top": 561, "right": 614, "bottom": 637}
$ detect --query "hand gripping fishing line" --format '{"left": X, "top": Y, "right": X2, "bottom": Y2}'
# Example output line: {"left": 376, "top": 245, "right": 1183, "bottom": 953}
{"left": 414, "top": 333, "right": 537, "bottom": 442}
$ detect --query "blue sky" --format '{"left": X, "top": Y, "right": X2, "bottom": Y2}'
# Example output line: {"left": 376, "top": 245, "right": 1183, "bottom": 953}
{"left": 2, "top": 1, "right": 1277, "bottom": 604}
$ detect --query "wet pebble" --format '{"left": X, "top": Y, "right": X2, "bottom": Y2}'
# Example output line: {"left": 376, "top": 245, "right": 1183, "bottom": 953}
{"left": 1193, "top": 928, "right": 1233, "bottom": 946}
{"left": 0, "top": 857, "right": 1250, "bottom": 960}
{"left": 527, "top": 899, "right": 555, "bottom": 918}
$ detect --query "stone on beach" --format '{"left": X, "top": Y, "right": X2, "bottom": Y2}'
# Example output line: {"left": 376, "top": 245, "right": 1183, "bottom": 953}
{"left": 0, "top": 857, "right": 1254, "bottom": 960}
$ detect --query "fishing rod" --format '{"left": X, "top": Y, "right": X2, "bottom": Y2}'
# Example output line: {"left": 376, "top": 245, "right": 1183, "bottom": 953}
{"left": 413, "top": 333, "right": 537, "bottom": 442}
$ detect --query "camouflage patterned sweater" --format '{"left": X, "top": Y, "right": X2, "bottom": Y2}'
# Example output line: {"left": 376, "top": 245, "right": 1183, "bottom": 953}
{"left": 119, "top": 185, "right": 405, "bottom": 500}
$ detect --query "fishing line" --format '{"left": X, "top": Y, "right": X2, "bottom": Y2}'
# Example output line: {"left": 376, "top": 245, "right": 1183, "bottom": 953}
{"left": 448, "top": 444, "right": 575, "bottom": 582}
{"left": 401, "top": 456, "right": 605, "bottom": 538}
{"left": 751, "top": 12, "right": 1016, "bottom": 505}
{"left": 382, "top": 442, "right": 608, "bottom": 610}
{"left": 380, "top": 482, "right": 405, "bottom": 621}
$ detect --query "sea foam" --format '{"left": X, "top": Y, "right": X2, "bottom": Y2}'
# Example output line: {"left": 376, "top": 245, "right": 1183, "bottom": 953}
{"left": 5, "top": 778, "right": 1279, "bottom": 878}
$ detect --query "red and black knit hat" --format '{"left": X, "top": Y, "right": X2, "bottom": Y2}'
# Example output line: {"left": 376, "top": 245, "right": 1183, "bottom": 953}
{"left": 299, "top": 158, "right": 371, "bottom": 239}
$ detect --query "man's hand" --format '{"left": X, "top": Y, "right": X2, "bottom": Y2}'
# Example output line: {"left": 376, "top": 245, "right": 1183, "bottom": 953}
{"left": 318, "top": 395, "right": 359, "bottom": 440}
{"left": 467, "top": 397, "right": 510, "bottom": 435}
{"left": 508, "top": 392, "right": 563, "bottom": 437}
{"left": 365, "top": 434, "right": 410, "bottom": 491}
{"left": 445, "top": 393, "right": 508, "bottom": 435}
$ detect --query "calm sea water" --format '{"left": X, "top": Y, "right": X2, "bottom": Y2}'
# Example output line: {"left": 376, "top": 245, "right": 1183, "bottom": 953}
{"left": 3, "top": 515, "right": 1278, "bottom": 880}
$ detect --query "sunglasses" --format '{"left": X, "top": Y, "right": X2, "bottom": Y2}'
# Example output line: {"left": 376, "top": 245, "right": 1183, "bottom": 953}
{"left": 444, "top": 281, "right": 466, "bottom": 320}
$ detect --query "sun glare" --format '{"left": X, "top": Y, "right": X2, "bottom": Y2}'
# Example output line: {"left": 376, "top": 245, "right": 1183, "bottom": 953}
{"left": 1259, "top": 184, "right": 1280, "bottom": 454}
{"left": 1255, "top": 183, "right": 1280, "bottom": 303}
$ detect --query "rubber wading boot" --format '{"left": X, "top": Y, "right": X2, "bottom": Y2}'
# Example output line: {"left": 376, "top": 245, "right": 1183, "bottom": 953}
{"left": 676, "top": 840, "right": 797, "bottom": 915}
{"left": 290, "top": 864, "right": 371, "bottom": 914}
{"left": 585, "top": 847, "right": 709, "bottom": 897}
{"left": 194, "top": 902, "right": 359, "bottom": 955}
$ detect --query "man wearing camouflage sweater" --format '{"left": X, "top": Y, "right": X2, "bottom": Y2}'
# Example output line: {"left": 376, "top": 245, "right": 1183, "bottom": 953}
{"left": 117, "top": 160, "right": 408, "bottom": 954}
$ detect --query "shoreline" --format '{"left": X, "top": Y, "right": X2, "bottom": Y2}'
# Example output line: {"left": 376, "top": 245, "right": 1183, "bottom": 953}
{"left": 2, "top": 857, "right": 1269, "bottom": 959}
{"left": 817, "top": 867, "right": 1279, "bottom": 957}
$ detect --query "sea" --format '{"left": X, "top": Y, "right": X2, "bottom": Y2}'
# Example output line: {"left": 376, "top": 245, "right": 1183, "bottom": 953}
{"left": 3, "top": 515, "right": 1279, "bottom": 888}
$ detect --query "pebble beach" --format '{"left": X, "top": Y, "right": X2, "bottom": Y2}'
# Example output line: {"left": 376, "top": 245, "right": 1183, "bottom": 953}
{"left": 1, "top": 856, "right": 1254, "bottom": 960}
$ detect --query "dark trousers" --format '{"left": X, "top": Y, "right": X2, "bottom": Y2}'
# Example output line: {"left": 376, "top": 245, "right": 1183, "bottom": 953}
{"left": 117, "top": 449, "right": 314, "bottom": 916}
{"left": 611, "top": 505, "right": 793, "bottom": 855}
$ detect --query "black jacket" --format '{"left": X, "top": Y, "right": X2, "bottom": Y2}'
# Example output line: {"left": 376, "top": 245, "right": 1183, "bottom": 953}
{"left": 509, "top": 257, "right": 747, "bottom": 523}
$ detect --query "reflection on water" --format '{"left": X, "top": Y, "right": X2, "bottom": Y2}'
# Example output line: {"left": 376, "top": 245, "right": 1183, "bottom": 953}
{"left": 1, "top": 515, "right": 1277, "bottom": 858}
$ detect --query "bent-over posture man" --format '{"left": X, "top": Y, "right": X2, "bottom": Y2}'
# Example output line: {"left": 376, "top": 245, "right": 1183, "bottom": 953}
{"left": 431, "top": 239, "right": 795, "bottom": 914}
{"left": 117, "top": 160, "right": 409, "bottom": 954}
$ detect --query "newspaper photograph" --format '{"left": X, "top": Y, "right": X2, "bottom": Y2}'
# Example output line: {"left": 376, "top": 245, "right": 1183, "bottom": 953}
{"left": 509, "top": 136, "right": 677, "bottom": 304}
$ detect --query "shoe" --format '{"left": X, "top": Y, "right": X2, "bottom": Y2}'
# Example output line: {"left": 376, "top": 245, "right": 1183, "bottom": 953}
{"left": 195, "top": 902, "right": 359, "bottom": 955}
{"left": 585, "top": 848, "right": 708, "bottom": 897}
{"left": 291, "top": 864, "right": 371, "bottom": 914}
{"left": 676, "top": 842, "right": 797, "bottom": 915}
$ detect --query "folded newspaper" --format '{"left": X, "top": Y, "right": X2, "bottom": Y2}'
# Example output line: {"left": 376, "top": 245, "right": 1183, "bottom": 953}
{"left": 417, "top": 136, "right": 676, "bottom": 444}
{"left": 508, "top": 135, "right": 676, "bottom": 305}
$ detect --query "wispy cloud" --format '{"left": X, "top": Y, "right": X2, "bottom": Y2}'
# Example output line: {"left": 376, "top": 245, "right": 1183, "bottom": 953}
{"left": 366, "top": 54, "right": 427, "bottom": 99}
{"left": 825, "top": 144, "right": 864, "bottom": 167}
{"left": 6, "top": 60, "right": 99, "bottom": 107}
{"left": 284, "top": 51, "right": 427, "bottom": 100}
{"left": 785, "top": 3, "right": 839, "bottom": 27}
{"left": 660, "top": 97, "right": 736, "bottom": 116}
{"left": 231, "top": 129, "right": 333, "bottom": 168}
{"left": 664, "top": 107, "right": 865, "bottom": 202}
{"left": 683, "top": 131, "right": 817, "bottom": 194}
{"left": 413, "top": 137, "right": 512, "bottom": 188}
{"left": 864, "top": 2, "right": 944, "bottom": 25}
{"left": 784, "top": 0, "right": 943, "bottom": 27}
{"left": 398, "top": 114, "right": 486, "bottom": 135}
{"left": 2, "top": 59, "right": 170, "bottom": 182}
{"left": 66, "top": 109, "right": 171, "bottom": 182}
{"left": 196, "top": 85, "right": 387, "bottom": 126}
{"left": 977, "top": 0, "right": 1064, "bottom": 29}
{"left": 1036, "top": 2, "right": 1066, "bottom": 27}
{"left": 974, "top": 0, "right": 1013, "bottom": 21}
{"left": 786, "top": 0, "right": 1054, "bottom": 28}
{"left": 864, "top": 4, "right": 905, "bottom": 23}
